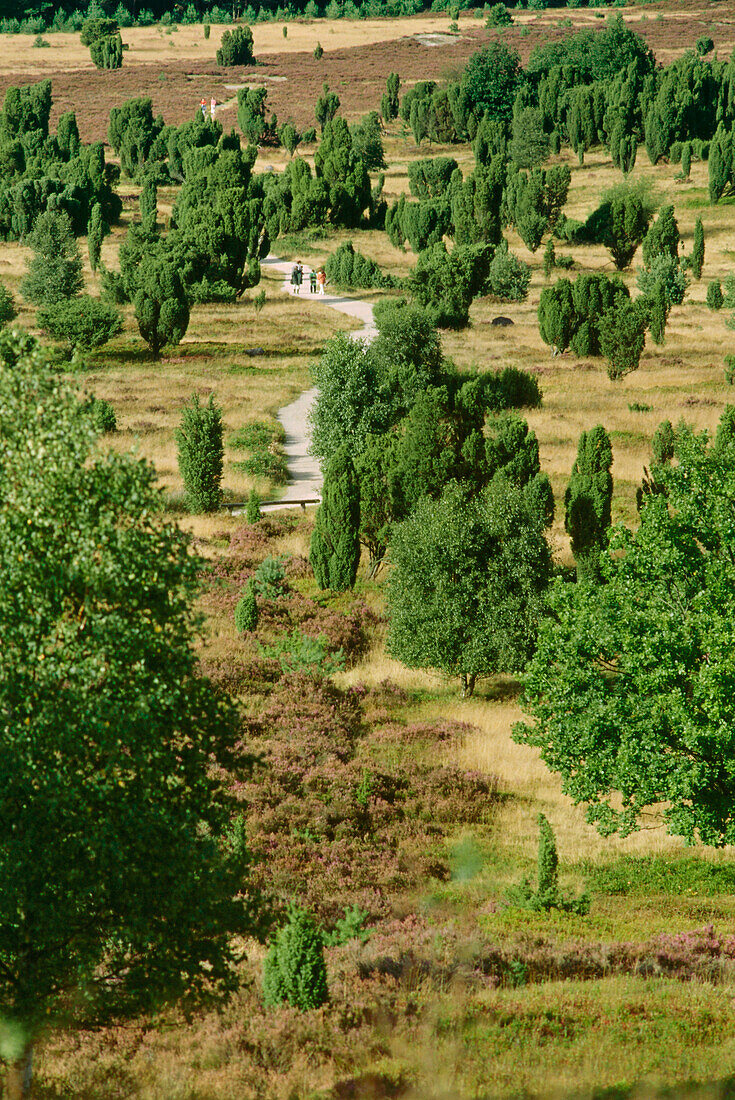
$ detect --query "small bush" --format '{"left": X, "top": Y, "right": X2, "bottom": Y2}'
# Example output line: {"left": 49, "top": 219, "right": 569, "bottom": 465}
{"left": 325, "top": 241, "right": 393, "bottom": 290}
{"left": 235, "top": 583, "right": 259, "bottom": 633}
{"left": 486, "top": 365, "right": 542, "bottom": 410}
{"left": 216, "top": 24, "right": 255, "bottom": 65}
{"left": 246, "top": 489, "right": 262, "bottom": 523}
{"left": 323, "top": 905, "right": 370, "bottom": 946}
{"left": 204, "top": 22, "right": 211, "bottom": 38}
{"left": 506, "top": 814, "right": 590, "bottom": 915}
{"left": 725, "top": 355, "right": 735, "bottom": 386}
{"left": 263, "top": 906, "right": 329, "bottom": 1011}
{"left": 707, "top": 279, "right": 724, "bottom": 310}
{"left": 260, "top": 627, "right": 346, "bottom": 676}
{"left": 485, "top": 3, "right": 511, "bottom": 25}
{"left": 33, "top": 35, "right": 50, "bottom": 47}
{"left": 486, "top": 241, "right": 530, "bottom": 302}
{"left": 87, "top": 397, "right": 117, "bottom": 433}
{"left": 37, "top": 295, "right": 123, "bottom": 352}
{"left": 252, "top": 555, "right": 287, "bottom": 600}
{"left": 314, "top": 41, "right": 324, "bottom": 59}
{"left": 175, "top": 393, "right": 224, "bottom": 514}
{"left": 0, "top": 284, "right": 17, "bottom": 327}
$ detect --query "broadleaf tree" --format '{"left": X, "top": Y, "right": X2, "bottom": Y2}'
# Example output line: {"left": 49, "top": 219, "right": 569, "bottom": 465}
{"left": 0, "top": 332, "right": 266, "bottom": 1097}
{"left": 515, "top": 410, "right": 735, "bottom": 846}
{"left": 387, "top": 477, "right": 552, "bottom": 696}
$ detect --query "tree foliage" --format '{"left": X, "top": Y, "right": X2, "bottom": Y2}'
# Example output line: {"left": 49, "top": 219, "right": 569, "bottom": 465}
{"left": 20, "top": 208, "right": 83, "bottom": 305}
{"left": 0, "top": 332, "right": 264, "bottom": 1085}
{"left": 516, "top": 411, "right": 735, "bottom": 846}
{"left": 387, "top": 478, "right": 552, "bottom": 695}
{"left": 564, "top": 425, "right": 613, "bottom": 582}
{"left": 216, "top": 24, "right": 255, "bottom": 66}
{"left": 263, "top": 907, "right": 328, "bottom": 1012}
{"left": 310, "top": 445, "right": 361, "bottom": 591}
{"left": 175, "top": 393, "right": 224, "bottom": 514}
{"left": 134, "top": 255, "right": 190, "bottom": 358}
{"left": 37, "top": 294, "right": 122, "bottom": 352}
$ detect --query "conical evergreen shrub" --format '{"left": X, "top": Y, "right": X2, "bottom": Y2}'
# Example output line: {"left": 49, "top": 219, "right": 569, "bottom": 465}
{"left": 263, "top": 906, "right": 329, "bottom": 1011}
{"left": 310, "top": 445, "right": 360, "bottom": 591}
{"left": 175, "top": 393, "right": 224, "bottom": 514}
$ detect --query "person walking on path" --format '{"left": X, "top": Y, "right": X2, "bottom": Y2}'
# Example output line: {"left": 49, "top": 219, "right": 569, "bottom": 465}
{"left": 200, "top": 98, "right": 207, "bottom": 119}
{"left": 291, "top": 261, "right": 303, "bottom": 295}
{"left": 309, "top": 269, "right": 317, "bottom": 294}
{"left": 317, "top": 268, "right": 326, "bottom": 295}
{"left": 210, "top": 96, "right": 216, "bottom": 121}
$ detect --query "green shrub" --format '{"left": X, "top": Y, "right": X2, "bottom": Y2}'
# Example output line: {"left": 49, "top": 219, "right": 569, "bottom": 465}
{"left": 725, "top": 355, "right": 735, "bottom": 385}
{"left": 259, "top": 628, "right": 345, "bottom": 675}
{"left": 246, "top": 489, "right": 262, "bottom": 523}
{"left": 204, "top": 23, "right": 211, "bottom": 38}
{"left": 491, "top": 366, "right": 542, "bottom": 410}
{"left": 175, "top": 393, "right": 224, "bottom": 514}
{"left": 506, "top": 814, "right": 590, "bottom": 915}
{"left": 133, "top": 257, "right": 189, "bottom": 358}
{"left": 581, "top": 854, "right": 735, "bottom": 896}
{"left": 324, "top": 241, "right": 392, "bottom": 290}
{"left": 21, "top": 209, "right": 83, "bottom": 306}
{"left": 314, "top": 41, "right": 323, "bottom": 59}
{"left": 37, "top": 295, "right": 123, "bottom": 352}
{"left": 82, "top": 18, "right": 123, "bottom": 69}
{"left": 87, "top": 397, "right": 117, "bottom": 433}
{"left": 234, "top": 583, "right": 258, "bottom": 634}
{"left": 263, "top": 906, "right": 329, "bottom": 1011}
{"left": 310, "top": 445, "right": 361, "bottom": 591}
{"left": 481, "top": 3, "right": 510, "bottom": 25}
{"left": 486, "top": 241, "right": 530, "bottom": 302}
{"left": 216, "top": 25, "right": 255, "bottom": 65}
{"left": 323, "top": 905, "right": 370, "bottom": 947}
{"left": 0, "top": 284, "right": 17, "bottom": 327}
{"left": 252, "top": 555, "right": 287, "bottom": 600}
{"left": 707, "top": 279, "right": 723, "bottom": 310}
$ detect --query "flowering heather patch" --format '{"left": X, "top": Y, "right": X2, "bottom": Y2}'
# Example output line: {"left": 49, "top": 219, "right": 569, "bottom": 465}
{"left": 254, "top": 591, "right": 376, "bottom": 665}
{"left": 236, "top": 674, "right": 499, "bottom": 922}
{"left": 346, "top": 920, "right": 735, "bottom": 993}
{"left": 198, "top": 652, "right": 282, "bottom": 696}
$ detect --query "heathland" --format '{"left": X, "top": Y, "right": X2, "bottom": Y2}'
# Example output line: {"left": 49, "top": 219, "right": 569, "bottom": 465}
{"left": 3, "top": 4, "right": 735, "bottom": 1098}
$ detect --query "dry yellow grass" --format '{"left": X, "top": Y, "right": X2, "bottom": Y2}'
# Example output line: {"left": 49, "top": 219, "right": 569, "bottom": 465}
{"left": 0, "top": 13, "right": 480, "bottom": 76}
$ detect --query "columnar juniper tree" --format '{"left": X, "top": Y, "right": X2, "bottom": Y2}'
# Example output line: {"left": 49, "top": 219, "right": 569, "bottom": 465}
{"left": 134, "top": 256, "right": 189, "bottom": 358}
{"left": 0, "top": 332, "right": 265, "bottom": 1099}
{"left": 175, "top": 393, "right": 224, "bottom": 514}
{"left": 310, "top": 444, "right": 361, "bottom": 591}
{"left": 139, "top": 175, "right": 157, "bottom": 235}
{"left": 564, "top": 426, "right": 613, "bottom": 583}
{"left": 691, "top": 217, "right": 705, "bottom": 280}
{"left": 87, "top": 202, "right": 106, "bottom": 273}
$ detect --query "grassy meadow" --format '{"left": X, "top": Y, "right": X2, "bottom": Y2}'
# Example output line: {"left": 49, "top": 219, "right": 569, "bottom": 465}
{"left": 6, "top": 10, "right": 735, "bottom": 1098}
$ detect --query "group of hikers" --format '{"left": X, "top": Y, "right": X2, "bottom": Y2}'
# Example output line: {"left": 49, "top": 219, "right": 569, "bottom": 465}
{"left": 291, "top": 261, "right": 327, "bottom": 295}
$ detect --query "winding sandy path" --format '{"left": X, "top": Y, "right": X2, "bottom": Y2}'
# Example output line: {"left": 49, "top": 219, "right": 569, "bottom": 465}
{"left": 261, "top": 256, "right": 377, "bottom": 508}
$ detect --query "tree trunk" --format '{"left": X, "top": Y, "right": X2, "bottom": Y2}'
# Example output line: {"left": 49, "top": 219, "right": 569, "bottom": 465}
{"left": 461, "top": 673, "right": 476, "bottom": 698}
{"left": 6, "top": 1045, "right": 32, "bottom": 1100}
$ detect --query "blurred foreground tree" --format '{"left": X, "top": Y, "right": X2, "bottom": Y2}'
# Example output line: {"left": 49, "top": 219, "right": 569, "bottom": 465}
{"left": 0, "top": 332, "right": 265, "bottom": 1099}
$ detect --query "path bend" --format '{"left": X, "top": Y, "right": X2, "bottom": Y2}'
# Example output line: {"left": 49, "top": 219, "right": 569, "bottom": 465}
{"left": 260, "top": 256, "right": 377, "bottom": 509}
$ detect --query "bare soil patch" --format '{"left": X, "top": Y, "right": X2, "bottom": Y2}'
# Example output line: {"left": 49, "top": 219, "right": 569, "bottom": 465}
{"left": 1, "top": 2, "right": 733, "bottom": 141}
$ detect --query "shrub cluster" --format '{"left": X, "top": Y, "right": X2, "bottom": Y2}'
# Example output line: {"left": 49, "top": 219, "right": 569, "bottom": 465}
{"left": 324, "top": 241, "right": 394, "bottom": 290}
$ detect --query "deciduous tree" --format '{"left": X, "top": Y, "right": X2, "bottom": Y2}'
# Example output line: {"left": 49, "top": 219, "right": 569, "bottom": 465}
{"left": 516, "top": 411, "right": 735, "bottom": 846}
{"left": 0, "top": 332, "right": 264, "bottom": 1098}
